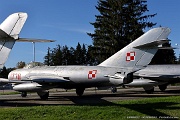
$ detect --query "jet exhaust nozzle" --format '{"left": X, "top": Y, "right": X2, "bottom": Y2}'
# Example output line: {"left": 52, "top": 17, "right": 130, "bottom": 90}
{"left": 109, "top": 72, "right": 133, "bottom": 85}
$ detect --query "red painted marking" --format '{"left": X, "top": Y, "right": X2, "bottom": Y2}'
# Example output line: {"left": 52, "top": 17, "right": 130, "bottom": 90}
{"left": 126, "top": 52, "right": 135, "bottom": 61}
{"left": 88, "top": 70, "right": 97, "bottom": 79}
{"left": 11, "top": 73, "right": 21, "bottom": 80}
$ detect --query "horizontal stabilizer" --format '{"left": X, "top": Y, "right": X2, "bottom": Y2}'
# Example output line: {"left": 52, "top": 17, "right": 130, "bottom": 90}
{"left": 158, "top": 47, "right": 177, "bottom": 49}
{"left": 134, "top": 39, "right": 170, "bottom": 49}
{"left": 17, "top": 38, "right": 55, "bottom": 42}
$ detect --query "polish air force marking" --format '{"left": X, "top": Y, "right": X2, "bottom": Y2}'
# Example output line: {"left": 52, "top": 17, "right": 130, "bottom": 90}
{"left": 88, "top": 70, "right": 97, "bottom": 79}
{"left": 126, "top": 51, "right": 135, "bottom": 61}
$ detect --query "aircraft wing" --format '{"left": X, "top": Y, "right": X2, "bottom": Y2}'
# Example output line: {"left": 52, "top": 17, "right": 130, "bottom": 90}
{"left": 0, "top": 78, "right": 10, "bottom": 86}
{"left": 16, "top": 38, "right": 55, "bottom": 42}
{"left": 134, "top": 66, "right": 180, "bottom": 83}
{"left": 0, "top": 78, "right": 27, "bottom": 83}
{"left": 0, "top": 75, "right": 70, "bottom": 84}
{"left": 135, "top": 74, "right": 180, "bottom": 80}
{"left": 28, "top": 75, "right": 70, "bottom": 83}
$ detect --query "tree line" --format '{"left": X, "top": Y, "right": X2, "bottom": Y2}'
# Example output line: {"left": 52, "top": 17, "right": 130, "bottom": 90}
{"left": 0, "top": 0, "right": 177, "bottom": 77}
{"left": 44, "top": 0, "right": 176, "bottom": 66}
{"left": 44, "top": 43, "right": 97, "bottom": 66}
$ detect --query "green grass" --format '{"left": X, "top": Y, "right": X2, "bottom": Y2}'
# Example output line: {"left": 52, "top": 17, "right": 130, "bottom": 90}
{"left": 0, "top": 91, "right": 20, "bottom": 95}
{"left": 0, "top": 96, "right": 180, "bottom": 120}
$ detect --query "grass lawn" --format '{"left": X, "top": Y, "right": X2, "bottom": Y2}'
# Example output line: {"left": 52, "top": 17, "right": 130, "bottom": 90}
{"left": 0, "top": 96, "right": 180, "bottom": 120}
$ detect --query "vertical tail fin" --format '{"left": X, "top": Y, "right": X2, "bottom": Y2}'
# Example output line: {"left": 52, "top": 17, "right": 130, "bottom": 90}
{"left": 98, "top": 27, "right": 171, "bottom": 70}
{"left": 0, "top": 12, "right": 28, "bottom": 68}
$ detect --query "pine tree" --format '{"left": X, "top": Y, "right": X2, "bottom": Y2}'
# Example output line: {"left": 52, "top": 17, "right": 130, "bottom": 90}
{"left": 82, "top": 44, "right": 87, "bottom": 65}
{"left": 69, "top": 47, "right": 76, "bottom": 65}
{"left": 61, "top": 45, "right": 70, "bottom": 65}
{"left": 44, "top": 47, "right": 51, "bottom": 66}
{"left": 16, "top": 61, "right": 26, "bottom": 68}
{"left": 88, "top": 0, "right": 157, "bottom": 63}
{"left": 50, "top": 45, "right": 62, "bottom": 65}
{"left": 74, "top": 43, "right": 87, "bottom": 65}
{"left": 0, "top": 66, "right": 8, "bottom": 78}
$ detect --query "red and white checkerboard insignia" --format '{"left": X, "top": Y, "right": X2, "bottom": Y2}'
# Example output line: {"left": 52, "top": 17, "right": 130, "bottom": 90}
{"left": 126, "top": 52, "right": 136, "bottom": 61}
{"left": 88, "top": 70, "right": 97, "bottom": 79}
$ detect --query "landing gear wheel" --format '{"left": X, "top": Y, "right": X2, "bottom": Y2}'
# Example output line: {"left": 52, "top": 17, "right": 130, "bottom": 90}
{"left": 76, "top": 88, "right": 85, "bottom": 96}
{"left": 145, "top": 88, "right": 154, "bottom": 94}
{"left": 37, "top": 91, "right": 49, "bottom": 100}
{"left": 21, "top": 92, "right": 27, "bottom": 97}
{"left": 111, "top": 87, "right": 117, "bottom": 93}
{"left": 159, "top": 85, "right": 167, "bottom": 91}
{"left": 143, "top": 86, "right": 154, "bottom": 94}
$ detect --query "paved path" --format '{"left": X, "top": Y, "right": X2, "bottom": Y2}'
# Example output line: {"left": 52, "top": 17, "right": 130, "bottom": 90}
{"left": 0, "top": 86, "right": 180, "bottom": 107}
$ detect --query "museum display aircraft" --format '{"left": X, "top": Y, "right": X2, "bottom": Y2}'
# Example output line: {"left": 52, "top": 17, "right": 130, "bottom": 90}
{"left": 125, "top": 65, "right": 180, "bottom": 93}
{"left": 0, "top": 27, "right": 171, "bottom": 100}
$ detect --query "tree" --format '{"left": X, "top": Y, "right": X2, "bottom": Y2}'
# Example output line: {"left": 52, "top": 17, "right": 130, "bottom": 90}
{"left": 0, "top": 66, "right": 8, "bottom": 78}
{"left": 88, "top": 0, "right": 157, "bottom": 63}
{"left": 86, "top": 45, "right": 97, "bottom": 65}
{"left": 44, "top": 47, "right": 51, "bottom": 66}
{"left": 74, "top": 43, "right": 87, "bottom": 65}
{"left": 16, "top": 61, "right": 26, "bottom": 68}
{"left": 51, "top": 45, "right": 62, "bottom": 65}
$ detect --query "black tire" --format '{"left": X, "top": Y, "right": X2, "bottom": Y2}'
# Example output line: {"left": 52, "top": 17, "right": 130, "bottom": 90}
{"left": 111, "top": 87, "right": 117, "bottom": 93}
{"left": 39, "top": 91, "right": 49, "bottom": 100}
{"left": 21, "top": 92, "right": 27, "bottom": 97}
{"left": 76, "top": 88, "right": 85, "bottom": 96}
{"left": 145, "top": 88, "right": 154, "bottom": 94}
{"left": 159, "top": 85, "right": 167, "bottom": 91}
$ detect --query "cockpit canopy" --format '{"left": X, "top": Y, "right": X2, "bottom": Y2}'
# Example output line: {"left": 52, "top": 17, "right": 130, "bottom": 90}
{"left": 24, "top": 62, "right": 44, "bottom": 69}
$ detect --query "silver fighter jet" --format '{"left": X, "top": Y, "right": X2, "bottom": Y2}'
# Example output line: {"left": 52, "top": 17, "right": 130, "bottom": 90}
{"left": 1, "top": 27, "right": 171, "bottom": 99}
{"left": 125, "top": 65, "right": 180, "bottom": 93}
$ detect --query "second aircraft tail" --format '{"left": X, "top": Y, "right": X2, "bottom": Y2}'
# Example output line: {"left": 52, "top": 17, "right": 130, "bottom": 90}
{"left": 0, "top": 12, "right": 28, "bottom": 68}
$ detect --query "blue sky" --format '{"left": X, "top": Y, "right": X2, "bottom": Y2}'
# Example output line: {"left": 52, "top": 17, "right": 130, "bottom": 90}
{"left": 0, "top": 0, "right": 180, "bottom": 67}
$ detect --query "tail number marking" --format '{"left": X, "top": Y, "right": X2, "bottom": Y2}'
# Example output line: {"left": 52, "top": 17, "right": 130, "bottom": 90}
{"left": 126, "top": 52, "right": 135, "bottom": 61}
{"left": 88, "top": 70, "right": 97, "bottom": 79}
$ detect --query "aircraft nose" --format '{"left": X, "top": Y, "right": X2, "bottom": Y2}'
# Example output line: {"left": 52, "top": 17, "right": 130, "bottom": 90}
{"left": 8, "top": 71, "right": 21, "bottom": 80}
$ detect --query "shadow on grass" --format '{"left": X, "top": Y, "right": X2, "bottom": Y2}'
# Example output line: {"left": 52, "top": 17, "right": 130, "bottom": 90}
{"left": 0, "top": 94, "right": 179, "bottom": 119}
{"left": 1, "top": 87, "right": 180, "bottom": 119}
{"left": 120, "top": 102, "right": 179, "bottom": 120}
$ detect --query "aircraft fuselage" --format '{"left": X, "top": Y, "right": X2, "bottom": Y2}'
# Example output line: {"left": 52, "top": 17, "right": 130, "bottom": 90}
{"left": 8, "top": 66, "right": 126, "bottom": 89}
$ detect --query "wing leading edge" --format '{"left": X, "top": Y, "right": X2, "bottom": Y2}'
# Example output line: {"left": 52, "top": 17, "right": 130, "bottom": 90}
{"left": 28, "top": 75, "right": 70, "bottom": 83}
